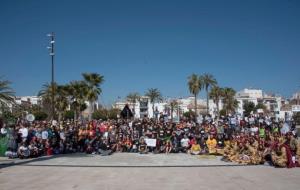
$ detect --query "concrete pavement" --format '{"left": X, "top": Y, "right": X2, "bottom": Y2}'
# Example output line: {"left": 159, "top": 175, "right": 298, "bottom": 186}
{"left": 0, "top": 153, "right": 300, "bottom": 190}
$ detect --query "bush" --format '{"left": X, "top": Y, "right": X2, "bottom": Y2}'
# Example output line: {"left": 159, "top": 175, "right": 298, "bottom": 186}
{"left": 33, "top": 111, "right": 48, "bottom": 121}
{"left": 219, "top": 109, "right": 226, "bottom": 116}
{"left": 243, "top": 101, "right": 255, "bottom": 116}
{"left": 255, "top": 103, "right": 267, "bottom": 112}
{"left": 92, "top": 108, "right": 120, "bottom": 120}
{"left": 0, "top": 111, "right": 17, "bottom": 126}
{"left": 183, "top": 111, "right": 196, "bottom": 119}
{"left": 64, "top": 110, "right": 75, "bottom": 120}
{"left": 107, "top": 108, "right": 120, "bottom": 120}
{"left": 92, "top": 109, "right": 108, "bottom": 120}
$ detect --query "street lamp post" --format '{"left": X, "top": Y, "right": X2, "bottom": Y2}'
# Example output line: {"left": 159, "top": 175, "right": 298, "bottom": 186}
{"left": 47, "top": 32, "right": 55, "bottom": 120}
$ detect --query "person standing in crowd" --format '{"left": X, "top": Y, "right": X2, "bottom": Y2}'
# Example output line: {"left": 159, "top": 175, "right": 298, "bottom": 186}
{"left": 0, "top": 112, "right": 298, "bottom": 169}
{"left": 18, "top": 124, "right": 28, "bottom": 143}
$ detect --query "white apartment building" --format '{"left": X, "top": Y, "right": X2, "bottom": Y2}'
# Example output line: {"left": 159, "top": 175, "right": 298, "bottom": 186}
{"left": 235, "top": 88, "right": 263, "bottom": 114}
{"left": 114, "top": 96, "right": 210, "bottom": 119}
{"left": 15, "top": 96, "right": 41, "bottom": 105}
{"left": 235, "top": 88, "right": 285, "bottom": 119}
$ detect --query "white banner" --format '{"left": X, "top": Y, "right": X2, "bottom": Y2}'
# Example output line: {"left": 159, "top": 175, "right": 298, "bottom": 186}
{"left": 145, "top": 138, "right": 157, "bottom": 147}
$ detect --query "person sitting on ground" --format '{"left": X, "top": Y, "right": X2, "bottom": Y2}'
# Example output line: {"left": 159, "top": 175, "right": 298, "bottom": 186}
{"left": 123, "top": 136, "right": 133, "bottom": 152}
{"left": 206, "top": 134, "right": 217, "bottom": 154}
{"left": 216, "top": 134, "right": 225, "bottom": 155}
{"left": 165, "top": 140, "right": 173, "bottom": 154}
{"left": 171, "top": 134, "right": 180, "bottom": 153}
{"left": 271, "top": 137, "right": 287, "bottom": 167}
{"left": 180, "top": 135, "right": 190, "bottom": 153}
{"left": 98, "top": 138, "right": 112, "bottom": 156}
{"left": 18, "top": 142, "right": 30, "bottom": 159}
{"left": 189, "top": 140, "right": 201, "bottom": 155}
{"left": 139, "top": 138, "right": 148, "bottom": 154}
{"left": 28, "top": 140, "right": 39, "bottom": 158}
{"left": 199, "top": 136, "right": 208, "bottom": 154}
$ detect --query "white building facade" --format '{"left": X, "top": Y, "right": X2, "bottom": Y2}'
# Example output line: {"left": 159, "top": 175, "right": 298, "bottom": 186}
{"left": 114, "top": 96, "right": 211, "bottom": 119}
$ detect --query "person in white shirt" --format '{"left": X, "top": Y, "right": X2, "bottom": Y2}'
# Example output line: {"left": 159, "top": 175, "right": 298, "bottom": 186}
{"left": 18, "top": 125, "right": 28, "bottom": 142}
{"left": 41, "top": 128, "right": 49, "bottom": 140}
{"left": 180, "top": 135, "right": 190, "bottom": 153}
{"left": 249, "top": 116, "right": 255, "bottom": 125}
{"left": 250, "top": 125, "right": 258, "bottom": 136}
{"left": 60, "top": 130, "right": 66, "bottom": 141}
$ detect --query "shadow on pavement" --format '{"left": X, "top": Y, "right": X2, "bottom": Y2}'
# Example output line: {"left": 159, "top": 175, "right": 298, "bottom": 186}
{"left": 0, "top": 153, "right": 266, "bottom": 169}
{"left": 0, "top": 153, "right": 90, "bottom": 169}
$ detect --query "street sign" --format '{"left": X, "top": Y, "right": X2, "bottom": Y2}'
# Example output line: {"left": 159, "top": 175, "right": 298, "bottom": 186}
{"left": 26, "top": 114, "right": 35, "bottom": 122}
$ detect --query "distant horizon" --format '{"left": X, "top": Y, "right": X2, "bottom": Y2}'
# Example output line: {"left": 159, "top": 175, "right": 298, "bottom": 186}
{"left": 1, "top": 0, "right": 300, "bottom": 106}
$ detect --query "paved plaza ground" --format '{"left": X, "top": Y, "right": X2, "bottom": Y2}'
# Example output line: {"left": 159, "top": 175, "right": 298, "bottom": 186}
{"left": 0, "top": 153, "right": 300, "bottom": 190}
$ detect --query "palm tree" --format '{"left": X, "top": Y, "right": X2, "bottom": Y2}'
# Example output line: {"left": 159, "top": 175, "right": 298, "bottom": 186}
{"left": 126, "top": 92, "right": 140, "bottom": 118}
{"left": 67, "top": 81, "right": 88, "bottom": 123}
{"left": 39, "top": 83, "right": 69, "bottom": 121}
{"left": 201, "top": 73, "right": 217, "bottom": 115}
{"left": 168, "top": 100, "right": 179, "bottom": 123}
{"left": 222, "top": 87, "right": 239, "bottom": 115}
{"left": 82, "top": 73, "right": 104, "bottom": 121}
{"left": 145, "top": 88, "right": 162, "bottom": 118}
{"left": 38, "top": 83, "right": 57, "bottom": 119}
{"left": 0, "top": 78, "right": 15, "bottom": 109}
{"left": 209, "top": 86, "right": 223, "bottom": 118}
{"left": 187, "top": 74, "right": 202, "bottom": 118}
{"left": 55, "top": 85, "right": 69, "bottom": 122}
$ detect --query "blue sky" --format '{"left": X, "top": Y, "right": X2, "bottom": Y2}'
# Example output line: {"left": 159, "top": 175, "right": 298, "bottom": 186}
{"left": 1, "top": 0, "right": 299, "bottom": 105}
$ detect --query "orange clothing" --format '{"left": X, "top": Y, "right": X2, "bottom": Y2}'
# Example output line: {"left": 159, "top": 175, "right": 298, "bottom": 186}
{"left": 206, "top": 138, "right": 217, "bottom": 154}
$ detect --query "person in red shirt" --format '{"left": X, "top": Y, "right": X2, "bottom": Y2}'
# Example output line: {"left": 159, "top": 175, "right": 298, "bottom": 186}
{"left": 189, "top": 137, "right": 197, "bottom": 146}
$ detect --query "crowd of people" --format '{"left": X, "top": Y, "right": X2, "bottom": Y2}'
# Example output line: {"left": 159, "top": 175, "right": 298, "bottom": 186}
{"left": 0, "top": 114, "right": 299, "bottom": 168}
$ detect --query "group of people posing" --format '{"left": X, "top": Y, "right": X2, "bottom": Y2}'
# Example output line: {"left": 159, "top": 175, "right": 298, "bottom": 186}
{"left": 1, "top": 114, "right": 299, "bottom": 168}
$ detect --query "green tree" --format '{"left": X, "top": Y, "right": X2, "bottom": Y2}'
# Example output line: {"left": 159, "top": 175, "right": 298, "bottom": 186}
{"left": 0, "top": 77, "right": 15, "bottom": 110}
{"left": 38, "top": 83, "right": 57, "bottom": 119}
{"left": 167, "top": 100, "right": 179, "bottom": 122}
{"left": 55, "top": 85, "right": 69, "bottom": 122}
{"left": 82, "top": 73, "right": 104, "bottom": 121}
{"left": 201, "top": 73, "right": 217, "bottom": 114}
{"left": 243, "top": 101, "right": 255, "bottom": 116}
{"left": 183, "top": 110, "right": 196, "bottom": 120}
{"left": 219, "top": 109, "right": 226, "bottom": 117}
{"left": 39, "top": 83, "right": 69, "bottom": 121}
{"left": 107, "top": 108, "right": 120, "bottom": 120}
{"left": 126, "top": 92, "right": 140, "bottom": 117}
{"left": 67, "top": 81, "right": 88, "bottom": 124}
{"left": 33, "top": 111, "right": 48, "bottom": 121}
{"left": 1, "top": 110, "right": 17, "bottom": 125}
{"left": 209, "top": 86, "right": 223, "bottom": 118}
{"left": 92, "top": 108, "right": 120, "bottom": 120}
{"left": 222, "top": 87, "right": 238, "bottom": 115}
{"left": 254, "top": 103, "right": 267, "bottom": 112}
{"left": 92, "top": 109, "right": 108, "bottom": 120}
{"left": 145, "top": 88, "right": 162, "bottom": 118}
{"left": 187, "top": 74, "right": 202, "bottom": 118}
{"left": 64, "top": 110, "right": 74, "bottom": 120}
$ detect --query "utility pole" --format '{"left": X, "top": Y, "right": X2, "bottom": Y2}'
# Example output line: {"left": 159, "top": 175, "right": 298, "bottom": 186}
{"left": 47, "top": 32, "right": 55, "bottom": 120}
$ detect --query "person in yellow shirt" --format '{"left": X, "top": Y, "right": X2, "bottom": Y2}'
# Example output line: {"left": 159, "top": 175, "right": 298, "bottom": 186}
{"left": 189, "top": 141, "right": 201, "bottom": 155}
{"left": 206, "top": 135, "right": 217, "bottom": 154}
